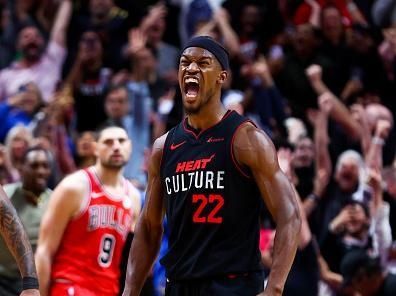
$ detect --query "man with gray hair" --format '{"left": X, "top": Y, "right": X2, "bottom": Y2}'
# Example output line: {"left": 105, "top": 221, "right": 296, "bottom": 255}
{"left": 320, "top": 150, "right": 368, "bottom": 240}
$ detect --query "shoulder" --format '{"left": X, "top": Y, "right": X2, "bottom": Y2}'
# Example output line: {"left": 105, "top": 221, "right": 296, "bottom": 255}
{"left": 233, "top": 122, "right": 278, "bottom": 171}
{"left": 3, "top": 182, "right": 21, "bottom": 197}
{"left": 147, "top": 132, "right": 170, "bottom": 175}
{"left": 153, "top": 132, "right": 169, "bottom": 156}
{"left": 47, "top": 170, "right": 90, "bottom": 217}
{"left": 233, "top": 121, "right": 274, "bottom": 153}
{"left": 53, "top": 170, "right": 90, "bottom": 200}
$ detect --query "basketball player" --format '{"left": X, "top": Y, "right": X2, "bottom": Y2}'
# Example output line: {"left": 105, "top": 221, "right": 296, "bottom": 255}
{"left": 0, "top": 186, "right": 39, "bottom": 296}
{"left": 122, "top": 36, "right": 301, "bottom": 296}
{"left": 35, "top": 126, "right": 141, "bottom": 295}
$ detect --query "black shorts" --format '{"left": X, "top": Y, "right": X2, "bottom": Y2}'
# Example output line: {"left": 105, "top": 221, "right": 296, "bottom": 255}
{"left": 165, "top": 272, "right": 265, "bottom": 296}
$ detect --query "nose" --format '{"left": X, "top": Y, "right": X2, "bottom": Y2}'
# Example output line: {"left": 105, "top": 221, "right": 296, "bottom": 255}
{"left": 36, "top": 164, "right": 48, "bottom": 176}
{"left": 112, "top": 140, "right": 122, "bottom": 150}
{"left": 186, "top": 62, "right": 199, "bottom": 73}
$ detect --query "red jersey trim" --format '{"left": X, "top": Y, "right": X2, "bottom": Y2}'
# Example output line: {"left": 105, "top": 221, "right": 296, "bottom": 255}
{"left": 90, "top": 167, "right": 126, "bottom": 202}
{"left": 183, "top": 110, "right": 233, "bottom": 139}
{"left": 230, "top": 120, "right": 256, "bottom": 179}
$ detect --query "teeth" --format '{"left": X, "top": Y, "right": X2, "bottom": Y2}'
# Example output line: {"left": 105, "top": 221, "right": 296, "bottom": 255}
{"left": 185, "top": 78, "right": 199, "bottom": 84}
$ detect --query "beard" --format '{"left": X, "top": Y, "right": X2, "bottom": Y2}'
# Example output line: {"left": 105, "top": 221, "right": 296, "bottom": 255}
{"left": 22, "top": 44, "right": 44, "bottom": 62}
{"left": 100, "top": 159, "right": 126, "bottom": 170}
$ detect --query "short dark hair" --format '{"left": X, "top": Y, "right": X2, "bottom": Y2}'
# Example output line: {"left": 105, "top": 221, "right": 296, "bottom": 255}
{"left": 22, "top": 146, "right": 51, "bottom": 163}
{"left": 105, "top": 84, "right": 128, "bottom": 99}
{"left": 94, "top": 124, "right": 128, "bottom": 141}
{"left": 340, "top": 250, "right": 382, "bottom": 286}
{"left": 346, "top": 199, "right": 370, "bottom": 218}
{"left": 17, "top": 24, "right": 43, "bottom": 39}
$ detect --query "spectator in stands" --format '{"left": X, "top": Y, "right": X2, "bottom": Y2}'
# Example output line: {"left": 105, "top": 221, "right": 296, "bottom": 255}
{"left": 340, "top": 250, "right": 396, "bottom": 296}
{"left": 233, "top": 2, "right": 263, "bottom": 63}
{"left": 66, "top": 30, "right": 110, "bottom": 132}
{"left": 0, "top": 144, "right": 17, "bottom": 185}
{"left": 4, "top": 125, "right": 32, "bottom": 182}
{"left": 139, "top": 2, "right": 179, "bottom": 84}
{"left": 102, "top": 84, "right": 147, "bottom": 188}
{"left": 0, "top": 1, "right": 15, "bottom": 70}
{"left": 0, "top": 0, "right": 72, "bottom": 103}
{"left": 284, "top": 100, "right": 332, "bottom": 235}
{"left": 318, "top": 5, "right": 353, "bottom": 97}
{"left": 74, "top": 131, "right": 96, "bottom": 169}
{"left": 240, "top": 56, "right": 287, "bottom": 137}
{"left": 321, "top": 167, "right": 392, "bottom": 274}
{"left": 68, "top": 0, "right": 129, "bottom": 70}
{"left": 0, "top": 82, "right": 43, "bottom": 143}
{"left": 262, "top": 152, "right": 319, "bottom": 296}
{"left": 276, "top": 24, "right": 333, "bottom": 119}
{"left": 0, "top": 147, "right": 51, "bottom": 295}
{"left": 383, "top": 166, "right": 396, "bottom": 240}
{"left": 32, "top": 109, "right": 75, "bottom": 186}
{"left": 372, "top": 0, "right": 396, "bottom": 27}
{"left": 193, "top": 7, "right": 240, "bottom": 59}
{"left": 346, "top": 24, "right": 388, "bottom": 101}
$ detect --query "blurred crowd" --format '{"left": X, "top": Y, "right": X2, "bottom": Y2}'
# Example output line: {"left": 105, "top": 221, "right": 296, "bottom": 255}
{"left": 1, "top": 0, "right": 396, "bottom": 295}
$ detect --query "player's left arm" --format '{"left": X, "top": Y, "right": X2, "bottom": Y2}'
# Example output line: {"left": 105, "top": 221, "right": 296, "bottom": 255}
{"left": 234, "top": 123, "right": 301, "bottom": 296}
{"left": 0, "top": 186, "right": 40, "bottom": 295}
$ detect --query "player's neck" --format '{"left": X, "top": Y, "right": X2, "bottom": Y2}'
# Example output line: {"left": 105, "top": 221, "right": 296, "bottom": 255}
{"left": 93, "top": 165, "right": 123, "bottom": 188}
{"left": 187, "top": 102, "right": 227, "bottom": 131}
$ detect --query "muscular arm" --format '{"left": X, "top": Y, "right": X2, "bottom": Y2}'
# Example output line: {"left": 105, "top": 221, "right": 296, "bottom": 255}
{"left": 35, "top": 173, "right": 84, "bottom": 296}
{"left": 234, "top": 124, "right": 301, "bottom": 295}
{"left": 0, "top": 186, "right": 36, "bottom": 278}
{"left": 123, "top": 135, "right": 167, "bottom": 296}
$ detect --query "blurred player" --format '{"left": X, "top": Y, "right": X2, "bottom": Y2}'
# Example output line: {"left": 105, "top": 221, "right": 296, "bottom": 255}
{"left": 36, "top": 126, "right": 140, "bottom": 295}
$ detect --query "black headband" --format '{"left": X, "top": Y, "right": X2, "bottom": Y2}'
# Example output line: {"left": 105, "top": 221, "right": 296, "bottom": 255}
{"left": 182, "top": 36, "right": 229, "bottom": 70}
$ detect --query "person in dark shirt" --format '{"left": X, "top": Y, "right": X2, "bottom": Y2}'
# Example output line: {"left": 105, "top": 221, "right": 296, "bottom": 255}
{"left": 340, "top": 250, "right": 396, "bottom": 296}
{"left": 66, "top": 30, "right": 110, "bottom": 132}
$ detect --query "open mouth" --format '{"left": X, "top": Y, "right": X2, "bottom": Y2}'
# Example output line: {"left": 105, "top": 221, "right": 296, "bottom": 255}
{"left": 184, "top": 77, "right": 200, "bottom": 98}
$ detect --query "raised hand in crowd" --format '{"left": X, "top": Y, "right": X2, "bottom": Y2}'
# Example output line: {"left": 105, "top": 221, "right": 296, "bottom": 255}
{"left": 212, "top": 8, "right": 240, "bottom": 57}
{"left": 140, "top": 2, "right": 167, "bottom": 35}
{"left": 251, "top": 57, "right": 274, "bottom": 87}
{"left": 127, "top": 28, "right": 147, "bottom": 57}
{"left": 329, "top": 205, "right": 355, "bottom": 234}
{"left": 306, "top": 64, "right": 361, "bottom": 141}
{"left": 340, "top": 77, "right": 363, "bottom": 102}
{"left": 366, "top": 169, "right": 383, "bottom": 212}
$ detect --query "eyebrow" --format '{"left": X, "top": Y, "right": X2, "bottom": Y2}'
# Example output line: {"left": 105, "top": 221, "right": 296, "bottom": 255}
{"left": 181, "top": 55, "right": 213, "bottom": 61}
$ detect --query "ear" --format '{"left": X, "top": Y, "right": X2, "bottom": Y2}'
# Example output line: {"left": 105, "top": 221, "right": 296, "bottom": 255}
{"left": 217, "top": 70, "right": 228, "bottom": 85}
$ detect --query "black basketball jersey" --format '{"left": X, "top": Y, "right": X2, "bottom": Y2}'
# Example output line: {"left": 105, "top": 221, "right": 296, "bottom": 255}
{"left": 160, "top": 110, "right": 263, "bottom": 280}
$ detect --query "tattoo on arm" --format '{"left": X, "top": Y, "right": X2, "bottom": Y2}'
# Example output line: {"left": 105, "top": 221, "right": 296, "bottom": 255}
{"left": 0, "top": 195, "right": 37, "bottom": 278}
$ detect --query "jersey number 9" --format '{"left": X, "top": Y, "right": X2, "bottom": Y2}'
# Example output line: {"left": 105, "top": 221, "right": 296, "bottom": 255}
{"left": 98, "top": 234, "right": 116, "bottom": 267}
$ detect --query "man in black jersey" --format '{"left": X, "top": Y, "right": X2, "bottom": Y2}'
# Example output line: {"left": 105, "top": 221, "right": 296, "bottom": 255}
{"left": 123, "top": 36, "right": 301, "bottom": 296}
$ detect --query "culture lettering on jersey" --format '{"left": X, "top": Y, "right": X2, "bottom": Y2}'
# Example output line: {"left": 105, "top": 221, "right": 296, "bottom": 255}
{"left": 165, "top": 171, "right": 225, "bottom": 195}
{"left": 88, "top": 205, "right": 132, "bottom": 238}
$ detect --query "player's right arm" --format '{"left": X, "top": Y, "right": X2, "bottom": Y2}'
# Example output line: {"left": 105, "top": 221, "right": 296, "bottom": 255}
{"left": 123, "top": 134, "right": 167, "bottom": 296}
{"left": 35, "top": 172, "right": 86, "bottom": 296}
